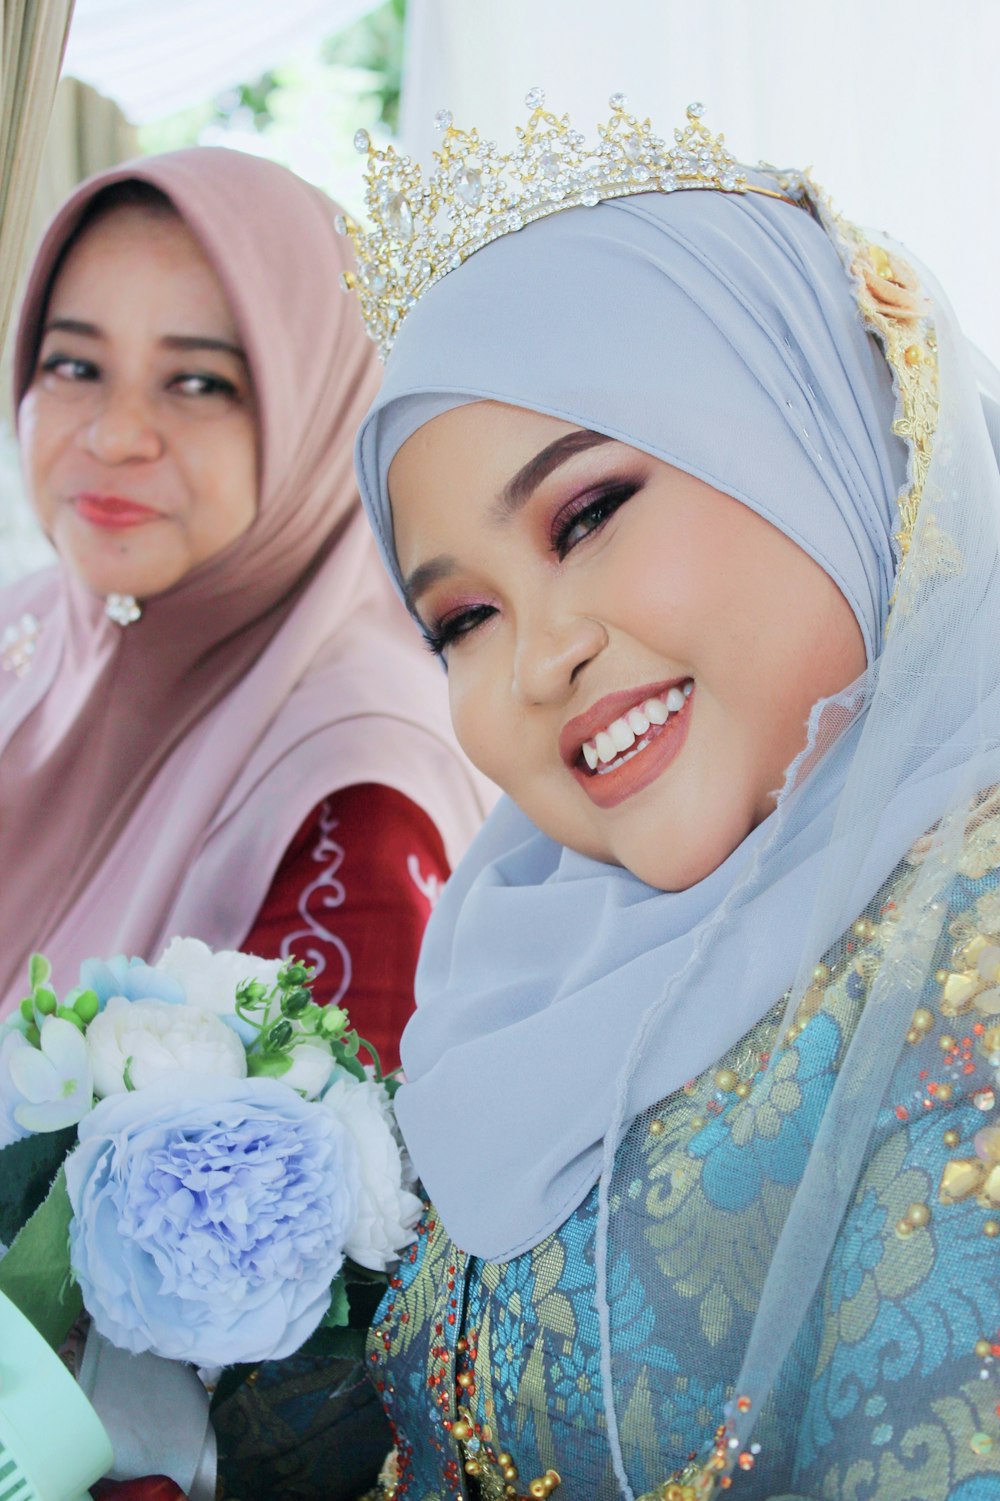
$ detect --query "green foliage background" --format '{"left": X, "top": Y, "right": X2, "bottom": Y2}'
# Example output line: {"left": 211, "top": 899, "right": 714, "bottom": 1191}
{"left": 138, "top": 0, "right": 406, "bottom": 214}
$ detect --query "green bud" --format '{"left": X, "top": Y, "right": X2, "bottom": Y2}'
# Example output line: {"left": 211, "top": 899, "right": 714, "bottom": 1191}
{"left": 34, "top": 987, "right": 58, "bottom": 1016}
{"left": 19, "top": 997, "right": 34, "bottom": 1022}
{"left": 319, "top": 1007, "right": 349, "bottom": 1038}
{"left": 25, "top": 1023, "right": 40, "bottom": 1047}
{"left": 72, "top": 989, "right": 100, "bottom": 1024}
{"left": 266, "top": 1019, "right": 293, "bottom": 1050}
{"left": 56, "top": 1005, "right": 86, "bottom": 1032}
{"left": 29, "top": 954, "right": 52, "bottom": 990}
{"left": 281, "top": 987, "right": 312, "bottom": 1017}
{"left": 282, "top": 962, "right": 310, "bottom": 988}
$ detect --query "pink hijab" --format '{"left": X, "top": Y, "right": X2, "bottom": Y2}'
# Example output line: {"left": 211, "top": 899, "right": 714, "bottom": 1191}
{"left": 0, "top": 147, "right": 489, "bottom": 1015}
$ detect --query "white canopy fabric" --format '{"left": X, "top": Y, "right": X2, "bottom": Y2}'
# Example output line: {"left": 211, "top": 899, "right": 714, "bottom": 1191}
{"left": 63, "top": 0, "right": 378, "bottom": 122}
{"left": 400, "top": 0, "right": 1000, "bottom": 361}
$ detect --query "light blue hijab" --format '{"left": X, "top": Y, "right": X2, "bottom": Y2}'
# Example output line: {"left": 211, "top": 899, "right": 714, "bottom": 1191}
{"left": 352, "top": 187, "right": 969, "bottom": 1262}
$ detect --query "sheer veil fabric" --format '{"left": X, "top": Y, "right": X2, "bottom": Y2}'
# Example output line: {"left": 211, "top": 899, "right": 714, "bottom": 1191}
{"left": 354, "top": 182, "right": 1000, "bottom": 1489}
{"left": 0, "top": 148, "right": 489, "bottom": 1015}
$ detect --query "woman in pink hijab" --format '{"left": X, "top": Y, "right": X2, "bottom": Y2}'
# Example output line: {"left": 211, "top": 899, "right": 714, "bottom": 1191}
{"left": 0, "top": 146, "right": 489, "bottom": 1075}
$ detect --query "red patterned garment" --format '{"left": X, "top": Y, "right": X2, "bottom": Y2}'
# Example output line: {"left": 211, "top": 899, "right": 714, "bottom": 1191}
{"left": 240, "top": 782, "right": 450, "bottom": 1073}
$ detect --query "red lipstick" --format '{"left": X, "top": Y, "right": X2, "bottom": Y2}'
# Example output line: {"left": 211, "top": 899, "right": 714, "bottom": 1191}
{"left": 73, "top": 493, "right": 162, "bottom": 530}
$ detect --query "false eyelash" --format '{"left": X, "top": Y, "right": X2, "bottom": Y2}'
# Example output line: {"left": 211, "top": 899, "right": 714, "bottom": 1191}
{"left": 422, "top": 602, "right": 497, "bottom": 657}
{"left": 549, "top": 480, "right": 640, "bottom": 559}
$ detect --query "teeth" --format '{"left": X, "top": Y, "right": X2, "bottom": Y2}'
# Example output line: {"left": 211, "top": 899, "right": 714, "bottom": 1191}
{"left": 609, "top": 717, "right": 635, "bottom": 752}
{"left": 595, "top": 731, "right": 617, "bottom": 764}
{"left": 577, "top": 679, "right": 693, "bottom": 773}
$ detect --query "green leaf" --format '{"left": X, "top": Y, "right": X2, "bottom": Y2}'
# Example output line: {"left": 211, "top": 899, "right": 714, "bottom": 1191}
{"left": 296, "top": 1323, "right": 369, "bottom": 1362}
{"left": 330, "top": 1051, "right": 366, "bottom": 1083}
{"left": 246, "top": 1051, "right": 292, "bottom": 1079}
{"left": 320, "top": 1272, "right": 350, "bottom": 1330}
{"left": 0, "top": 1166, "right": 81, "bottom": 1349}
{"left": 29, "top": 954, "right": 51, "bottom": 990}
{"left": 0, "top": 1125, "right": 76, "bottom": 1246}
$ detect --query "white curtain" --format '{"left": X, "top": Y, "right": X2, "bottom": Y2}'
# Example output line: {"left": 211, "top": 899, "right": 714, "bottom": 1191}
{"left": 401, "top": 0, "right": 1000, "bottom": 361}
{"left": 0, "top": 0, "right": 75, "bottom": 346}
{"left": 63, "top": 0, "right": 381, "bottom": 123}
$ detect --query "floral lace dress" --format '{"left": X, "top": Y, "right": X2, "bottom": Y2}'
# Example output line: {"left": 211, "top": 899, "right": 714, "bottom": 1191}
{"left": 367, "top": 823, "right": 1000, "bottom": 1501}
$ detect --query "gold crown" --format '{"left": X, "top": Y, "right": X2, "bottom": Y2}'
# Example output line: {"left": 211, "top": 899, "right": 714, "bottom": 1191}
{"left": 337, "top": 93, "right": 800, "bottom": 360}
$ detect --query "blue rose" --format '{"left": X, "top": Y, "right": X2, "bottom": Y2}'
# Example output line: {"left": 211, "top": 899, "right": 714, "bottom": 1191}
{"left": 79, "top": 954, "right": 185, "bottom": 1010}
{"left": 65, "top": 1076, "right": 359, "bottom": 1365}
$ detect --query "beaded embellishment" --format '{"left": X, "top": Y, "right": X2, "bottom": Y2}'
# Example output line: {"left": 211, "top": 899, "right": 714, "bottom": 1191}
{"left": 1, "top": 613, "right": 40, "bottom": 677}
{"left": 340, "top": 96, "right": 797, "bottom": 362}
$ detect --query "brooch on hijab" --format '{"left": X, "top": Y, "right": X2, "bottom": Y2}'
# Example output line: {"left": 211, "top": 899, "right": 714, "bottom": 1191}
{"left": 104, "top": 593, "right": 142, "bottom": 627}
{"left": 1, "top": 612, "right": 40, "bottom": 676}
{"left": 339, "top": 95, "right": 803, "bottom": 360}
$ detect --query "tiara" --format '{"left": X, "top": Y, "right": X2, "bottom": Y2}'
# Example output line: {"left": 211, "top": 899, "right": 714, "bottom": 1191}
{"left": 339, "top": 93, "right": 941, "bottom": 599}
{"left": 337, "top": 93, "right": 801, "bottom": 360}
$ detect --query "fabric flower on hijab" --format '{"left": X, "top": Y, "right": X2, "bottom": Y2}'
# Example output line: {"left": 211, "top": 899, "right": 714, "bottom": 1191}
{"left": 857, "top": 244, "right": 927, "bottom": 329}
{"left": 65, "top": 1075, "right": 359, "bottom": 1365}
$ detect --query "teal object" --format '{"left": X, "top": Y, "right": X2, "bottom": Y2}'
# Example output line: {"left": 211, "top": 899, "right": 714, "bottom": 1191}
{"left": 0, "top": 1291, "right": 112, "bottom": 1501}
{"left": 367, "top": 857, "right": 1000, "bottom": 1496}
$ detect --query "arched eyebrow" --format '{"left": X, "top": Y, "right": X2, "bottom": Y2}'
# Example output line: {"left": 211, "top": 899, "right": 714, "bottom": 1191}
{"left": 490, "top": 428, "right": 614, "bottom": 521}
{"left": 402, "top": 428, "right": 615, "bottom": 608}
{"left": 42, "top": 317, "right": 247, "bottom": 363}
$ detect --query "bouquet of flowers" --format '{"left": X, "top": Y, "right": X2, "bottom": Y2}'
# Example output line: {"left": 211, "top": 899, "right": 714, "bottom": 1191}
{"left": 0, "top": 939, "right": 421, "bottom": 1498}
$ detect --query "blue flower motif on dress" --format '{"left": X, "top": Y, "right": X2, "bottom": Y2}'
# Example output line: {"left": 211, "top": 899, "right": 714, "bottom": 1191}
{"left": 827, "top": 1186, "right": 887, "bottom": 1309}
{"left": 796, "top": 1104, "right": 1000, "bottom": 1477}
{"left": 481, "top": 1250, "right": 540, "bottom": 1403}
{"left": 658, "top": 1374, "right": 730, "bottom": 1461}
{"left": 690, "top": 1013, "right": 843, "bottom": 1211}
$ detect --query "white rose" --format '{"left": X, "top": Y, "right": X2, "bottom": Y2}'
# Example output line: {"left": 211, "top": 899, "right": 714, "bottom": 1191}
{"left": 320, "top": 1069, "right": 422, "bottom": 1271}
{"left": 156, "top": 938, "right": 285, "bottom": 1039}
{"left": 87, "top": 997, "right": 247, "bottom": 1097}
{"left": 282, "top": 1037, "right": 335, "bottom": 1099}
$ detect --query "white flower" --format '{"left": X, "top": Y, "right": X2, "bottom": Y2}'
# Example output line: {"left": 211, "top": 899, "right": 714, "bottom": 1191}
{"left": 87, "top": 997, "right": 247, "bottom": 1097}
{"left": 156, "top": 937, "right": 285, "bottom": 1039}
{"left": 3, "top": 1017, "right": 94, "bottom": 1132}
{"left": 282, "top": 1037, "right": 335, "bottom": 1099}
{"left": 320, "top": 1069, "right": 422, "bottom": 1271}
{"left": 0, "top": 1026, "right": 32, "bottom": 1145}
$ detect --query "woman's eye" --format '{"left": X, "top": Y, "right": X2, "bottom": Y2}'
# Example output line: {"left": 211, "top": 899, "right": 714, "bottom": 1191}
{"left": 423, "top": 603, "right": 496, "bottom": 657}
{"left": 170, "top": 372, "right": 238, "bottom": 398}
{"left": 40, "top": 354, "right": 97, "bottom": 382}
{"left": 551, "top": 482, "right": 639, "bottom": 560}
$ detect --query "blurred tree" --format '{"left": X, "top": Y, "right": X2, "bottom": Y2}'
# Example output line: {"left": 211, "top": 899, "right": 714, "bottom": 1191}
{"left": 322, "top": 0, "right": 405, "bottom": 133}
{"left": 138, "top": 1, "right": 406, "bottom": 210}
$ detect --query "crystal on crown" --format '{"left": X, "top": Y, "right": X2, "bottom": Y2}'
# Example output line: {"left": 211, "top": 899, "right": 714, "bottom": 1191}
{"left": 341, "top": 95, "right": 797, "bottom": 360}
